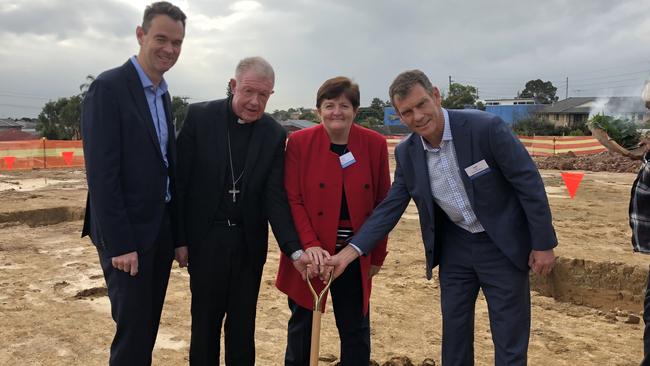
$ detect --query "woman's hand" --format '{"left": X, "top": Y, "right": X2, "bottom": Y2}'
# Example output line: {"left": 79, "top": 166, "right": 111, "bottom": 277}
{"left": 305, "top": 246, "right": 331, "bottom": 277}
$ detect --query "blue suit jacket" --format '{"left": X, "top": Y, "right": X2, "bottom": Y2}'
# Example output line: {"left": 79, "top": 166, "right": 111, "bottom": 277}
{"left": 81, "top": 60, "right": 178, "bottom": 258}
{"left": 353, "top": 109, "right": 557, "bottom": 279}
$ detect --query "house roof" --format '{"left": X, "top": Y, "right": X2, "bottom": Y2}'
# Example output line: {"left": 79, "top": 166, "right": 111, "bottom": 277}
{"left": 0, "top": 118, "right": 23, "bottom": 128}
{"left": 537, "top": 97, "right": 647, "bottom": 114}
{"left": 0, "top": 129, "right": 39, "bottom": 141}
{"left": 279, "top": 119, "right": 318, "bottom": 129}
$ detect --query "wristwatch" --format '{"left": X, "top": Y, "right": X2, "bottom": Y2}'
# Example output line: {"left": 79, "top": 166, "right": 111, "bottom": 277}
{"left": 290, "top": 249, "right": 305, "bottom": 261}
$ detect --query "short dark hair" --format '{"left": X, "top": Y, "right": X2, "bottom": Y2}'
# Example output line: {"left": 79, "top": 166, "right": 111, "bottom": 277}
{"left": 389, "top": 69, "right": 434, "bottom": 110}
{"left": 142, "top": 1, "right": 186, "bottom": 33}
{"left": 316, "top": 76, "right": 360, "bottom": 110}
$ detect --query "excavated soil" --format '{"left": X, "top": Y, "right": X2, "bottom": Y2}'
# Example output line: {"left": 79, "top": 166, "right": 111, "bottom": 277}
{"left": 0, "top": 166, "right": 647, "bottom": 365}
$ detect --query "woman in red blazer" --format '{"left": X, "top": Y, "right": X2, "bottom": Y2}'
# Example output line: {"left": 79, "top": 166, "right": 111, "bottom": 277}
{"left": 276, "top": 76, "right": 391, "bottom": 365}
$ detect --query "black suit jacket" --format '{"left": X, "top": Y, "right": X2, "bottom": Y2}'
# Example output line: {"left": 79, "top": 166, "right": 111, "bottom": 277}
{"left": 176, "top": 99, "right": 300, "bottom": 267}
{"left": 81, "top": 60, "right": 179, "bottom": 258}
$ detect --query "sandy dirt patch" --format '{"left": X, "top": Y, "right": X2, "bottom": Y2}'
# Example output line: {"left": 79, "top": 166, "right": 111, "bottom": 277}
{"left": 0, "top": 167, "right": 647, "bottom": 365}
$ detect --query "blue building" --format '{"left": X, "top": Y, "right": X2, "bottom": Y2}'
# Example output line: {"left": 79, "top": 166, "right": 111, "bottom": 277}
{"left": 484, "top": 98, "right": 542, "bottom": 125}
{"left": 383, "top": 107, "right": 401, "bottom": 126}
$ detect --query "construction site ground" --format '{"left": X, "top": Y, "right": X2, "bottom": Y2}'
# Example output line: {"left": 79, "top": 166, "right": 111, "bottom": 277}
{"left": 0, "top": 152, "right": 647, "bottom": 365}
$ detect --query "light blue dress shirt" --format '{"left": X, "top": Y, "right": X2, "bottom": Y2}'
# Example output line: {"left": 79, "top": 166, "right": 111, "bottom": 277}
{"left": 130, "top": 56, "right": 171, "bottom": 202}
{"left": 421, "top": 108, "right": 484, "bottom": 233}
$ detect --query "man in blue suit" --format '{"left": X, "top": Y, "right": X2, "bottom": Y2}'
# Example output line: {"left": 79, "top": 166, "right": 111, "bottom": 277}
{"left": 328, "top": 69, "right": 557, "bottom": 365}
{"left": 81, "top": 2, "right": 187, "bottom": 365}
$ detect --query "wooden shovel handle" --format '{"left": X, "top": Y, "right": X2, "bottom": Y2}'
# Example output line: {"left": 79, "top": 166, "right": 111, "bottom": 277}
{"left": 307, "top": 273, "right": 333, "bottom": 366}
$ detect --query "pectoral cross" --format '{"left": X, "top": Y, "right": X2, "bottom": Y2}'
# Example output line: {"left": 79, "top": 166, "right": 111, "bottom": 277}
{"left": 229, "top": 186, "right": 240, "bottom": 202}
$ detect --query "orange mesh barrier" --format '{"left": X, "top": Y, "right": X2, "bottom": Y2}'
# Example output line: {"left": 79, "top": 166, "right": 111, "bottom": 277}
{"left": 0, "top": 139, "right": 84, "bottom": 171}
{"left": 517, "top": 136, "right": 606, "bottom": 157}
{"left": 0, "top": 135, "right": 607, "bottom": 171}
{"left": 43, "top": 140, "right": 84, "bottom": 168}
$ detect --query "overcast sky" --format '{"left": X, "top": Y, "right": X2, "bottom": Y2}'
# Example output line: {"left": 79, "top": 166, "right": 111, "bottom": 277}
{"left": 1, "top": 0, "right": 649, "bottom": 118}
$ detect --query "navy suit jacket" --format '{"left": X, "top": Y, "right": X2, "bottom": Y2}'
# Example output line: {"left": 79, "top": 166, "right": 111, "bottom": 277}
{"left": 81, "top": 60, "right": 178, "bottom": 258}
{"left": 353, "top": 109, "right": 557, "bottom": 279}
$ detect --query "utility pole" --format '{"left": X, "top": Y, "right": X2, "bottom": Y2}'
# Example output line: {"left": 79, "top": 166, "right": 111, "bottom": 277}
{"left": 449, "top": 75, "right": 452, "bottom": 93}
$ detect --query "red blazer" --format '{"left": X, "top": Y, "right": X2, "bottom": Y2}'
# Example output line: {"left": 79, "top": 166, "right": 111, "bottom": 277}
{"left": 275, "top": 123, "right": 390, "bottom": 314}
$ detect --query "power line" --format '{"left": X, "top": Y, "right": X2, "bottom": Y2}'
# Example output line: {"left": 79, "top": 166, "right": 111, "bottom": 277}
{"left": 0, "top": 91, "right": 52, "bottom": 100}
{"left": 0, "top": 103, "right": 43, "bottom": 109}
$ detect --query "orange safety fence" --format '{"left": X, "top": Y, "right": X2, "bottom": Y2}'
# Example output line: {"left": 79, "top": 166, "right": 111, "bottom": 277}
{"left": 0, "top": 139, "right": 84, "bottom": 171}
{"left": 0, "top": 135, "right": 608, "bottom": 171}
{"left": 517, "top": 136, "right": 607, "bottom": 156}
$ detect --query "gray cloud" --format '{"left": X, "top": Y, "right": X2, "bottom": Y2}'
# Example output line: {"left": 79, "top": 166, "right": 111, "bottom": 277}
{"left": 1, "top": 0, "right": 649, "bottom": 117}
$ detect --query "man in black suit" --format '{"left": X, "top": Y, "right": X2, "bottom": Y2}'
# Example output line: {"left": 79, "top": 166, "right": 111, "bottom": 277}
{"left": 81, "top": 2, "right": 187, "bottom": 365}
{"left": 176, "top": 56, "right": 310, "bottom": 365}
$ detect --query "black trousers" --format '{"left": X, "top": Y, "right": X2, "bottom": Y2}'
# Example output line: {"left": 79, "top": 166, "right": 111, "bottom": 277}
{"left": 439, "top": 222, "right": 530, "bottom": 366}
{"left": 98, "top": 212, "right": 174, "bottom": 366}
{"left": 642, "top": 270, "right": 650, "bottom": 366}
{"left": 284, "top": 258, "right": 370, "bottom": 366}
{"left": 189, "top": 224, "right": 263, "bottom": 366}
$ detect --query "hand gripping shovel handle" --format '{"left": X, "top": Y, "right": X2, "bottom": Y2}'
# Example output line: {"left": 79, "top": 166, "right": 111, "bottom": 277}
{"left": 307, "top": 272, "right": 334, "bottom": 366}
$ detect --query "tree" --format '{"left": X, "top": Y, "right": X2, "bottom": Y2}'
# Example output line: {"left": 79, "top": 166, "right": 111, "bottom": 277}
{"left": 355, "top": 97, "right": 389, "bottom": 125}
{"left": 442, "top": 83, "right": 478, "bottom": 109}
{"left": 299, "top": 110, "right": 319, "bottom": 123}
{"left": 171, "top": 96, "right": 189, "bottom": 132}
{"left": 518, "top": 79, "right": 558, "bottom": 104}
{"left": 79, "top": 74, "right": 95, "bottom": 97}
{"left": 271, "top": 109, "right": 290, "bottom": 121}
{"left": 37, "top": 95, "right": 82, "bottom": 139}
{"left": 588, "top": 114, "right": 640, "bottom": 149}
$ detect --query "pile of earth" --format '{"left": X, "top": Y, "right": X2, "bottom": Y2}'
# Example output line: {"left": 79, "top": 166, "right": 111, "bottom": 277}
{"left": 534, "top": 151, "right": 642, "bottom": 173}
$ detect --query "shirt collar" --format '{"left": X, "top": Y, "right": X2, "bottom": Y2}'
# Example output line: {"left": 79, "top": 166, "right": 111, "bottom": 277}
{"left": 421, "top": 108, "right": 451, "bottom": 151}
{"left": 130, "top": 55, "right": 168, "bottom": 94}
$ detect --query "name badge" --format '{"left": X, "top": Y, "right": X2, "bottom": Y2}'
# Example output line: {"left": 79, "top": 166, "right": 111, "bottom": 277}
{"left": 340, "top": 151, "right": 356, "bottom": 168}
{"left": 464, "top": 159, "right": 491, "bottom": 180}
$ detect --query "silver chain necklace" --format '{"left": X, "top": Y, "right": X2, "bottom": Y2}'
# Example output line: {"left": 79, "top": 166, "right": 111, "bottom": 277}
{"left": 226, "top": 128, "right": 244, "bottom": 202}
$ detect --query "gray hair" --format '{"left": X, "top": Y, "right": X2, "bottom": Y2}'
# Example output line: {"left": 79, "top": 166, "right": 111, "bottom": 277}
{"left": 235, "top": 56, "right": 275, "bottom": 83}
{"left": 388, "top": 69, "right": 435, "bottom": 111}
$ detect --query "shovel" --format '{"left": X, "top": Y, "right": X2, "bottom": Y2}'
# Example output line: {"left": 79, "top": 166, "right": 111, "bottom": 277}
{"left": 306, "top": 271, "right": 334, "bottom": 366}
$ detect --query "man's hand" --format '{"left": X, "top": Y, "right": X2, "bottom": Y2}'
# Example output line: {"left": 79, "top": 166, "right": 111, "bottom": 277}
{"left": 292, "top": 252, "right": 313, "bottom": 281}
{"left": 175, "top": 246, "right": 188, "bottom": 268}
{"left": 528, "top": 249, "right": 555, "bottom": 276}
{"left": 368, "top": 265, "right": 381, "bottom": 278}
{"left": 325, "top": 246, "right": 360, "bottom": 280}
{"left": 112, "top": 251, "right": 139, "bottom": 276}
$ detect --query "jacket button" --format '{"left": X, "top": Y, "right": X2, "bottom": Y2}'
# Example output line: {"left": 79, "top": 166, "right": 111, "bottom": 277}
{"left": 364, "top": 184, "right": 370, "bottom": 189}
{"left": 318, "top": 211, "right": 323, "bottom": 216}
{"left": 319, "top": 183, "right": 325, "bottom": 188}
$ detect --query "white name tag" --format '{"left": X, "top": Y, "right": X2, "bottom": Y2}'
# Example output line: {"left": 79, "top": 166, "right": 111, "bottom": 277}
{"left": 340, "top": 151, "right": 356, "bottom": 168}
{"left": 464, "top": 159, "right": 491, "bottom": 179}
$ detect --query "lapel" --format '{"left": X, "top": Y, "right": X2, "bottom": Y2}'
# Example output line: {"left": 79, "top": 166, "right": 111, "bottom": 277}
{"left": 163, "top": 93, "right": 176, "bottom": 166}
{"left": 211, "top": 101, "right": 228, "bottom": 193}
{"left": 448, "top": 110, "right": 475, "bottom": 205}
{"left": 407, "top": 133, "right": 435, "bottom": 221}
{"left": 242, "top": 121, "right": 264, "bottom": 191}
{"left": 123, "top": 60, "right": 164, "bottom": 162}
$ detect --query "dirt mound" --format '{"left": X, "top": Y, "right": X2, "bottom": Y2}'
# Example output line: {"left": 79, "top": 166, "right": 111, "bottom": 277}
{"left": 73, "top": 286, "right": 107, "bottom": 299}
{"left": 530, "top": 257, "right": 646, "bottom": 312}
{"left": 534, "top": 152, "right": 642, "bottom": 173}
{"left": 326, "top": 356, "right": 437, "bottom": 366}
{"left": 0, "top": 206, "right": 84, "bottom": 227}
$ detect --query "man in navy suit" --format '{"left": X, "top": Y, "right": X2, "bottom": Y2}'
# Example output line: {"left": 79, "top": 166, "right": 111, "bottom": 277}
{"left": 328, "top": 69, "right": 557, "bottom": 365}
{"left": 81, "top": 2, "right": 187, "bottom": 365}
